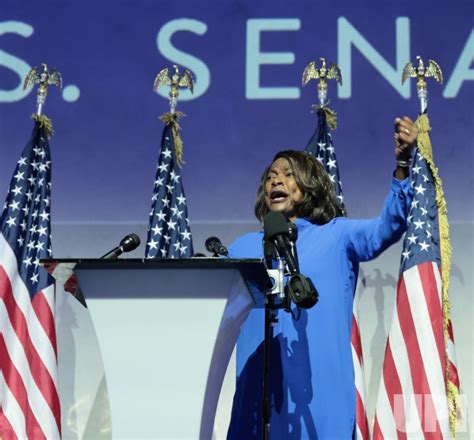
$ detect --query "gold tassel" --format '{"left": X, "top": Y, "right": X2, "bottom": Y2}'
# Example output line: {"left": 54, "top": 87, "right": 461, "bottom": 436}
{"left": 323, "top": 107, "right": 337, "bottom": 131}
{"left": 31, "top": 114, "right": 53, "bottom": 138}
{"left": 311, "top": 105, "right": 338, "bottom": 130}
{"left": 159, "top": 111, "right": 185, "bottom": 167}
{"left": 415, "top": 113, "right": 461, "bottom": 437}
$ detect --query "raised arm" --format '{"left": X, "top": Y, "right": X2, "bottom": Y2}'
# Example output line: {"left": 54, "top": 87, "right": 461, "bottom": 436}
{"left": 344, "top": 116, "right": 417, "bottom": 262}
{"left": 344, "top": 177, "right": 413, "bottom": 262}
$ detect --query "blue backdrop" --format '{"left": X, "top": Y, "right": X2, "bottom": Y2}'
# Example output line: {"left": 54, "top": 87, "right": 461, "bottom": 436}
{"left": 1, "top": 0, "right": 472, "bottom": 228}
{"left": 1, "top": 1, "right": 473, "bottom": 438}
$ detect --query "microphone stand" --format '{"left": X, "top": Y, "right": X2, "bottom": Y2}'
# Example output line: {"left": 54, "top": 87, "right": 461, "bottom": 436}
{"left": 261, "top": 237, "right": 316, "bottom": 439}
{"left": 263, "top": 292, "right": 273, "bottom": 440}
{"left": 262, "top": 257, "right": 286, "bottom": 440}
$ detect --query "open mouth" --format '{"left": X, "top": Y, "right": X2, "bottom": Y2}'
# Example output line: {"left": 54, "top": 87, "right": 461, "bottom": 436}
{"left": 270, "top": 190, "right": 288, "bottom": 203}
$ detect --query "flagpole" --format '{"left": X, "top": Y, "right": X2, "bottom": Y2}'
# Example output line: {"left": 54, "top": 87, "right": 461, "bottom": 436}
{"left": 302, "top": 58, "right": 372, "bottom": 440}
{"left": 374, "top": 56, "right": 462, "bottom": 439}
{"left": 146, "top": 65, "right": 195, "bottom": 259}
{"left": 0, "top": 63, "right": 62, "bottom": 438}
{"left": 405, "top": 57, "right": 462, "bottom": 438}
{"left": 260, "top": 58, "right": 346, "bottom": 438}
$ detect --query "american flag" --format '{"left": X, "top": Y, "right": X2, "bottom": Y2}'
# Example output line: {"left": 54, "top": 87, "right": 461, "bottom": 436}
{"left": 146, "top": 119, "right": 194, "bottom": 258}
{"left": 373, "top": 114, "right": 460, "bottom": 438}
{"left": 0, "top": 120, "right": 61, "bottom": 438}
{"left": 305, "top": 108, "right": 369, "bottom": 440}
{"left": 41, "top": 260, "right": 112, "bottom": 438}
{"left": 305, "top": 108, "right": 345, "bottom": 208}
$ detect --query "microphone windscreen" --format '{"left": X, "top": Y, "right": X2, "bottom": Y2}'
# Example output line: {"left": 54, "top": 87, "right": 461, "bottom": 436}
{"left": 205, "top": 236, "right": 220, "bottom": 253}
{"left": 263, "top": 212, "right": 290, "bottom": 239}
{"left": 120, "top": 233, "right": 141, "bottom": 252}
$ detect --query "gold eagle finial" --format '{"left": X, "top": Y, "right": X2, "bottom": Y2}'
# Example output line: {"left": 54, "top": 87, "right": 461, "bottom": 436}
{"left": 302, "top": 57, "right": 342, "bottom": 87}
{"left": 153, "top": 65, "right": 194, "bottom": 113}
{"left": 23, "top": 63, "right": 62, "bottom": 115}
{"left": 402, "top": 56, "right": 443, "bottom": 86}
{"left": 23, "top": 63, "right": 63, "bottom": 91}
{"left": 302, "top": 58, "right": 342, "bottom": 107}
{"left": 402, "top": 56, "right": 443, "bottom": 113}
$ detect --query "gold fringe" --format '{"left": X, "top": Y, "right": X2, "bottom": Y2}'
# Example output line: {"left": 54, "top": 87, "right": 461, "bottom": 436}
{"left": 31, "top": 114, "right": 53, "bottom": 138}
{"left": 415, "top": 113, "right": 461, "bottom": 437}
{"left": 447, "top": 380, "right": 463, "bottom": 431}
{"left": 323, "top": 107, "right": 337, "bottom": 131}
{"left": 159, "top": 111, "right": 185, "bottom": 167}
{"left": 311, "top": 105, "right": 338, "bottom": 130}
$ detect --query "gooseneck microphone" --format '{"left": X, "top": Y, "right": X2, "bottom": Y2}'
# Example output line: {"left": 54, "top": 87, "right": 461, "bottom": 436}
{"left": 205, "top": 236, "right": 229, "bottom": 257}
{"left": 263, "top": 212, "right": 318, "bottom": 309}
{"left": 101, "top": 233, "right": 141, "bottom": 259}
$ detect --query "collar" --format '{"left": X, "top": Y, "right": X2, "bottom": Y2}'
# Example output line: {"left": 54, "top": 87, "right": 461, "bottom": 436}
{"left": 258, "top": 217, "right": 314, "bottom": 233}
{"left": 293, "top": 218, "right": 313, "bottom": 228}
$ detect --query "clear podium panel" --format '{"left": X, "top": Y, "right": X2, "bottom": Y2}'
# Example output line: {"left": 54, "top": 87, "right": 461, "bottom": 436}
{"left": 44, "top": 258, "right": 269, "bottom": 439}
{"left": 72, "top": 258, "right": 269, "bottom": 301}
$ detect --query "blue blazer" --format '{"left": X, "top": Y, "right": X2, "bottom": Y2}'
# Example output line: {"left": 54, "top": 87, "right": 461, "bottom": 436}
{"left": 227, "top": 177, "right": 412, "bottom": 440}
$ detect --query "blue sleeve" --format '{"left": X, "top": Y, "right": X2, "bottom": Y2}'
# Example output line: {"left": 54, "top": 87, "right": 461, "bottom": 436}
{"left": 228, "top": 236, "right": 246, "bottom": 258}
{"left": 344, "top": 177, "right": 413, "bottom": 262}
{"left": 228, "top": 232, "right": 263, "bottom": 259}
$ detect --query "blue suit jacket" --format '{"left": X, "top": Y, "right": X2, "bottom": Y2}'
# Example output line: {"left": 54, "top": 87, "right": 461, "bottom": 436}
{"left": 227, "top": 178, "right": 412, "bottom": 440}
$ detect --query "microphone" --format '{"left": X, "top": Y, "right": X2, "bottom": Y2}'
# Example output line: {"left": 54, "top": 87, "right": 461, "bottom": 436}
{"left": 263, "top": 212, "right": 318, "bottom": 309}
{"left": 205, "top": 236, "right": 229, "bottom": 257}
{"left": 288, "top": 222, "right": 298, "bottom": 242}
{"left": 101, "top": 233, "right": 141, "bottom": 259}
{"left": 263, "top": 212, "right": 299, "bottom": 274}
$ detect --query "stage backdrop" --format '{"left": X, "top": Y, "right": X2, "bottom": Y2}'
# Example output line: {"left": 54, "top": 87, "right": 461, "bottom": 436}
{"left": 1, "top": 0, "right": 472, "bottom": 438}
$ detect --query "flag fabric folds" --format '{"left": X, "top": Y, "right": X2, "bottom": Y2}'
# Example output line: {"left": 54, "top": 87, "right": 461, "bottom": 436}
{"left": 373, "top": 113, "right": 461, "bottom": 439}
{"left": 0, "top": 118, "right": 61, "bottom": 439}
{"left": 304, "top": 108, "right": 369, "bottom": 440}
{"left": 305, "top": 108, "right": 344, "bottom": 208}
{"left": 43, "top": 261, "right": 112, "bottom": 439}
{"left": 146, "top": 115, "right": 194, "bottom": 258}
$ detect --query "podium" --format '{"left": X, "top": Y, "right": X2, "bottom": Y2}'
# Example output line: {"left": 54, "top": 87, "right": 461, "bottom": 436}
{"left": 46, "top": 258, "right": 270, "bottom": 439}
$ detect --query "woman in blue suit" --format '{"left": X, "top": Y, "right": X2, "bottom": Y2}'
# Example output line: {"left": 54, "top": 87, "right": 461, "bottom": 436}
{"left": 227, "top": 117, "right": 418, "bottom": 439}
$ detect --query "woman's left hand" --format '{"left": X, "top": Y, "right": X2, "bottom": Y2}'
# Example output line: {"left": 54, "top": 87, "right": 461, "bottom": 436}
{"left": 394, "top": 116, "right": 418, "bottom": 159}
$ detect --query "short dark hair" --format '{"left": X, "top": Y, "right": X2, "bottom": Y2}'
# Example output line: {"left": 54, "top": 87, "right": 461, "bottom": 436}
{"left": 254, "top": 150, "right": 344, "bottom": 224}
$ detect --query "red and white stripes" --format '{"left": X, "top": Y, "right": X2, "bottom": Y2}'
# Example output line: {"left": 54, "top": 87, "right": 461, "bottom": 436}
{"left": 352, "top": 294, "right": 370, "bottom": 440}
{"left": 373, "top": 261, "right": 451, "bottom": 439}
{"left": 0, "top": 234, "right": 61, "bottom": 439}
{"left": 446, "top": 319, "right": 459, "bottom": 394}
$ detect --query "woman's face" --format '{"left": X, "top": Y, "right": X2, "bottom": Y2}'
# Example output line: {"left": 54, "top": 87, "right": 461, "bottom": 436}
{"left": 264, "top": 157, "right": 303, "bottom": 220}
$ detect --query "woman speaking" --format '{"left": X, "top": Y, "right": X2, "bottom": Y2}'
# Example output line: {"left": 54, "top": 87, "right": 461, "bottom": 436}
{"left": 227, "top": 117, "right": 418, "bottom": 439}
